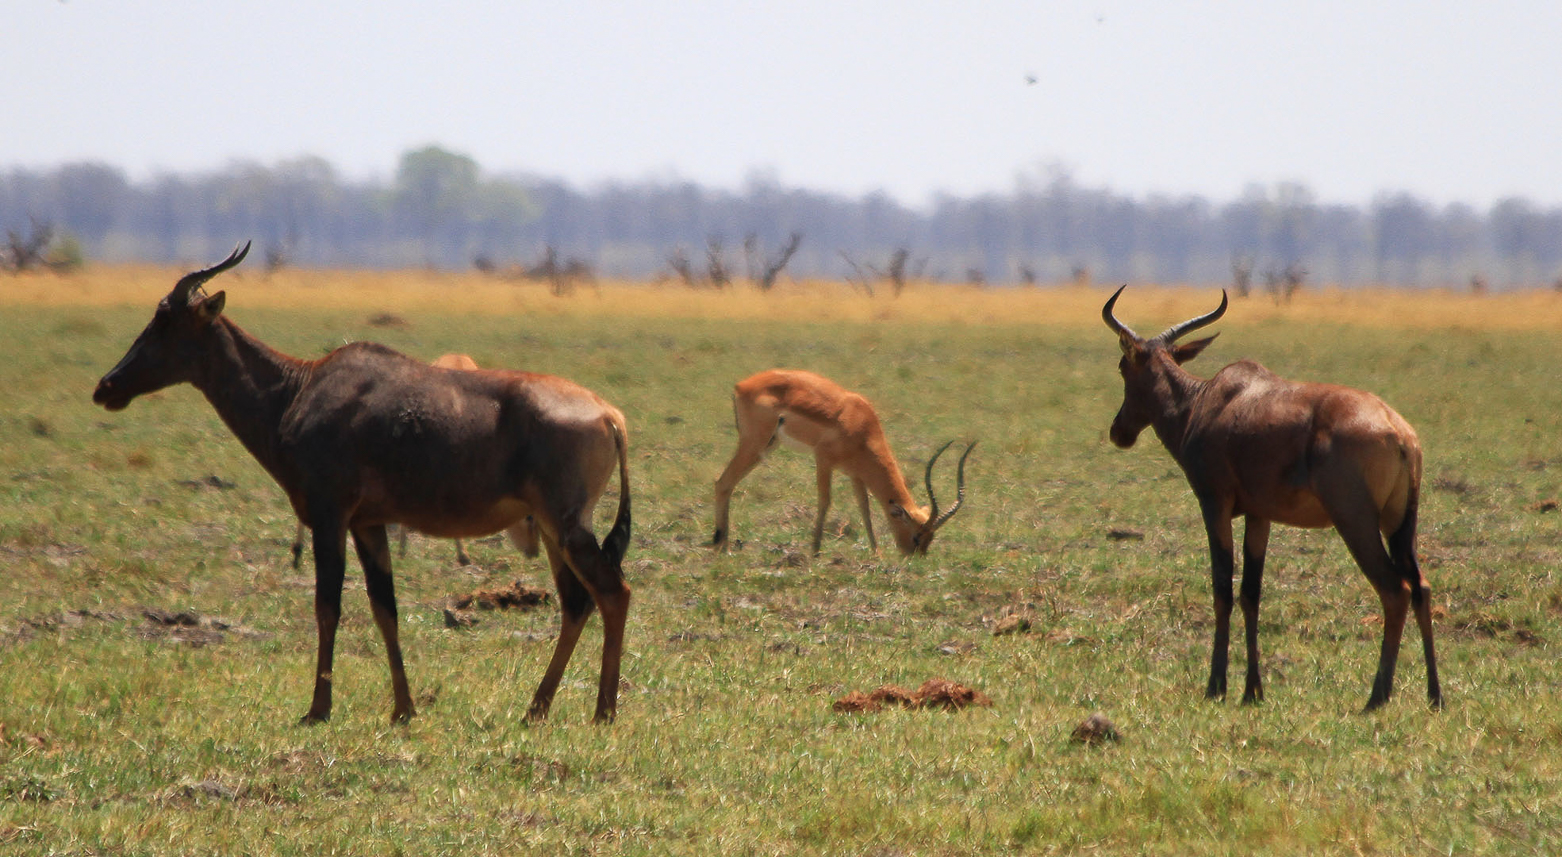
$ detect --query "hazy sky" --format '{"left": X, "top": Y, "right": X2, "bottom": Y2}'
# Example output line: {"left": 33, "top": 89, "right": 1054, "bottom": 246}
{"left": 7, "top": 1, "right": 1561, "bottom": 209}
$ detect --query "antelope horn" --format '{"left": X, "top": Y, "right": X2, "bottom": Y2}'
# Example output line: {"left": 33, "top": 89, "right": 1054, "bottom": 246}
{"left": 926, "top": 440, "right": 977, "bottom": 531}
{"left": 1101, "top": 284, "right": 1141, "bottom": 353}
{"left": 1152, "top": 289, "right": 1228, "bottom": 345}
{"left": 170, "top": 241, "right": 251, "bottom": 306}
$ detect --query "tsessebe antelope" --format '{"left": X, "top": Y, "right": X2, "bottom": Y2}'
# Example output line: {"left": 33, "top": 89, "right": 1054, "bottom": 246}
{"left": 94, "top": 243, "right": 632, "bottom": 724}
{"left": 286, "top": 353, "right": 541, "bottom": 568}
{"left": 1102, "top": 286, "right": 1440, "bottom": 711}
{"left": 712, "top": 369, "right": 974, "bottom": 555}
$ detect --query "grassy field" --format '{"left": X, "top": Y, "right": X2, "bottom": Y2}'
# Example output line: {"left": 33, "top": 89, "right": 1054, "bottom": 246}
{"left": 3, "top": 266, "right": 1562, "bottom": 854}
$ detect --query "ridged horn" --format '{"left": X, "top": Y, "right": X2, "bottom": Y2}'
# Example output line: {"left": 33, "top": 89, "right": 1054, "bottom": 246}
{"left": 1151, "top": 289, "right": 1228, "bottom": 345}
{"left": 170, "top": 241, "right": 251, "bottom": 306}
{"left": 926, "top": 440, "right": 976, "bottom": 531}
{"left": 1102, "top": 284, "right": 1141, "bottom": 353}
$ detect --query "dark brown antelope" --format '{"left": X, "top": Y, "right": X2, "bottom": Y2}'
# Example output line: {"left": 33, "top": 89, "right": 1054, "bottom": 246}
{"left": 94, "top": 243, "right": 632, "bottom": 724}
{"left": 1102, "top": 286, "right": 1440, "bottom": 711}
{"left": 712, "top": 369, "right": 974, "bottom": 555}
{"left": 285, "top": 353, "right": 542, "bottom": 568}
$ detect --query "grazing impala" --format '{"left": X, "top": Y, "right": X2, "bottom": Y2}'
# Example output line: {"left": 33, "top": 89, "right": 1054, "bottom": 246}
{"left": 712, "top": 369, "right": 974, "bottom": 555}
{"left": 286, "top": 353, "right": 542, "bottom": 568}
{"left": 1102, "top": 286, "right": 1440, "bottom": 711}
{"left": 94, "top": 243, "right": 632, "bottom": 724}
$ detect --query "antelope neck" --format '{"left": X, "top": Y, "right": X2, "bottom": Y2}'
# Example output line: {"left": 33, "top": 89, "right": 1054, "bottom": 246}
{"left": 190, "top": 316, "right": 312, "bottom": 482}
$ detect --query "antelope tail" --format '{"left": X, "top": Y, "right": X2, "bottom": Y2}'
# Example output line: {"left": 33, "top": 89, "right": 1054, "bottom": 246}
{"left": 602, "top": 419, "right": 632, "bottom": 566}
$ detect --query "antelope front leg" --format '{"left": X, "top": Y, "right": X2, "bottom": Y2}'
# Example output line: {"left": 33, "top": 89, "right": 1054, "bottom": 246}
{"left": 810, "top": 462, "right": 834, "bottom": 556}
{"left": 302, "top": 522, "right": 349, "bottom": 724}
{"left": 850, "top": 477, "right": 878, "bottom": 553}
{"left": 1200, "top": 502, "right": 1237, "bottom": 701}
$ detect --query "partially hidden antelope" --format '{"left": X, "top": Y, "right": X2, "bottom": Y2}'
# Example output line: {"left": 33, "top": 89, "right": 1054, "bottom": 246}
{"left": 286, "top": 353, "right": 541, "bottom": 569}
{"left": 1102, "top": 286, "right": 1440, "bottom": 711}
{"left": 712, "top": 369, "right": 974, "bottom": 556}
{"left": 94, "top": 243, "right": 632, "bottom": 724}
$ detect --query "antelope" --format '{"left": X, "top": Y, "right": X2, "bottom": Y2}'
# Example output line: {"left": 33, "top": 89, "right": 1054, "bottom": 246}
{"left": 285, "top": 353, "right": 542, "bottom": 568}
{"left": 1102, "top": 286, "right": 1441, "bottom": 711}
{"left": 93, "top": 243, "right": 632, "bottom": 724}
{"left": 711, "top": 369, "right": 974, "bottom": 556}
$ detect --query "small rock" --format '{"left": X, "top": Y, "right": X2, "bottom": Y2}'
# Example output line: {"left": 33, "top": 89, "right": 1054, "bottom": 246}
{"left": 1070, "top": 712, "right": 1120, "bottom": 745}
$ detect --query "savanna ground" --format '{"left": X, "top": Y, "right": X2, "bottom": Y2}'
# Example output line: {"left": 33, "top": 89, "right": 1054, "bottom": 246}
{"left": 3, "top": 266, "right": 1562, "bottom": 855}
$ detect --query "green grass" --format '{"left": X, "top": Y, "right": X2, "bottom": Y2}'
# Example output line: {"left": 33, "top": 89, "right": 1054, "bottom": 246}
{"left": 3, "top": 294, "right": 1562, "bottom": 854}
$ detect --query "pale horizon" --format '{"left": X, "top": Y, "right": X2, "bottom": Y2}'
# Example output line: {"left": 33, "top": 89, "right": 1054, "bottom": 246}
{"left": 6, "top": 2, "right": 1562, "bottom": 211}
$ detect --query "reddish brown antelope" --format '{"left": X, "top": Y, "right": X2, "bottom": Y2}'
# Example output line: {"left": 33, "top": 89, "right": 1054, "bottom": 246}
{"left": 712, "top": 369, "right": 974, "bottom": 555}
{"left": 285, "top": 353, "right": 542, "bottom": 568}
{"left": 1102, "top": 286, "right": 1441, "bottom": 711}
{"left": 94, "top": 243, "right": 632, "bottom": 724}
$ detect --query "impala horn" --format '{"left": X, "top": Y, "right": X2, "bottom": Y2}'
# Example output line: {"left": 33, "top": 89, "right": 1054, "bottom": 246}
{"left": 926, "top": 440, "right": 977, "bottom": 530}
{"left": 170, "top": 241, "right": 251, "bottom": 307}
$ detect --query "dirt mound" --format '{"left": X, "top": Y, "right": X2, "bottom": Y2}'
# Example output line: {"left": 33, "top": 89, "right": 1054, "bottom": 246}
{"left": 449, "top": 581, "right": 550, "bottom": 611}
{"left": 833, "top": 678, "right": 992, "bottom": 714}
{"left": 1070, "top": 712, "right": 1121, "bottom": 745}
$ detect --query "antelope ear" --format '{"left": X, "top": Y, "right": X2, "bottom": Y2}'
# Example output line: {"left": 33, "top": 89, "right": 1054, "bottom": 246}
{"left": 888, "top": 505, "right": 910, "bottom": 520}
{"left": 197, "top": 290, "right": 226, "bottom": 320}
{"left": 1171, "top": 333, "right": 1217, "bottom": 364}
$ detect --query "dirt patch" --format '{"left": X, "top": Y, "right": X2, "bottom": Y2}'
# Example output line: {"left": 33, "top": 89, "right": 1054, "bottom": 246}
{"left": 1450, "top": 615, "right": 1543, "bottom": 645}
{"left": 176, "top": 474, "right": 237, "bottom": 490}
{"left": 1106, "top": 528, "right": 1145, "bottom": 541}
{"left": 444, "top": 581, "right": 551, "bottom": 628}
{"left": 1533, "top": 499, "right": 1559, "bottom": 513}
{"left": 833, "top": 678, "right": 992, "bottom": 714}
{"left": 6, "top": 608, "right": 123, "bottom": 645}
{"left": 991, "top": 612, "right": 1033, "bottom": 636}
{"left": 139, "top": 608, "right": 263, "bottom": 647}
{"left": 367, "top": 312, "right": 409, "bottom": 328}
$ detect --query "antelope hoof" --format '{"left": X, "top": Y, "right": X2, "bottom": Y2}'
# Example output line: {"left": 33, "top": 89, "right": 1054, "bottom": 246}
{"left": 592, "top": 709, "right": 616, "bottom": 725}
{"left": 297, "top": 711, "right": 330, "bottom": 726}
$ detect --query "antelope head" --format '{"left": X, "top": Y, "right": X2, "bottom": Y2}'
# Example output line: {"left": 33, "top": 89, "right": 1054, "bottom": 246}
{"left": 890, "top": 440, "right": 977, "bottom": 555}
{"left": 1101, "top": 285, "right": 1226, "bottom": 448}
{"left": 93, "top": 242, "right": 250, "bottom": 411}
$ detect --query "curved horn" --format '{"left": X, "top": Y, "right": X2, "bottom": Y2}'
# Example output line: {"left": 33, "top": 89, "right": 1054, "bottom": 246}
{"left": 1101, "top": 284, "right": 1141, "bottom": 345}
{"left": 1152, "top": 289, "right": 1228, "bottom": 345}
{"left": 924, "top": 440, "right": 956, "bottom": 522}
{"left": 927, "top": 440, "right": 977, "bottom": 531}
{"left": 171, "top": 241, "right": 251, "bottom": 306}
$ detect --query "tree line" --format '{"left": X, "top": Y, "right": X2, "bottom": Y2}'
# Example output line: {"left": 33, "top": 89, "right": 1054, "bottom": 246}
{"left": 4, "top": 146, "right": 1562, "bottom": 288}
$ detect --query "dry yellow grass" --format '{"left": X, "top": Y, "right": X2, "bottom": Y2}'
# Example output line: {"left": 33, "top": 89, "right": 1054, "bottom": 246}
{"left": 6, "top": 265, "right": 1562, "bottom": 331}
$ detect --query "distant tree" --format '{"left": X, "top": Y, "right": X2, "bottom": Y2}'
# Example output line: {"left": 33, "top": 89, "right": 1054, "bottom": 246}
{"left": 754, "top": 232, "right": 802, "bottom": 292}
{"left": 2, "top": 218, "right": 54, "bottom": 273}
{"left": 393, "top": 146, "right": 481, "bottom": 264}
{"left": 706, "top": 236, "right": 731, "bottom": 289}
{"left": 1231, "top": 254, "right": 1253, "bottom": 297}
